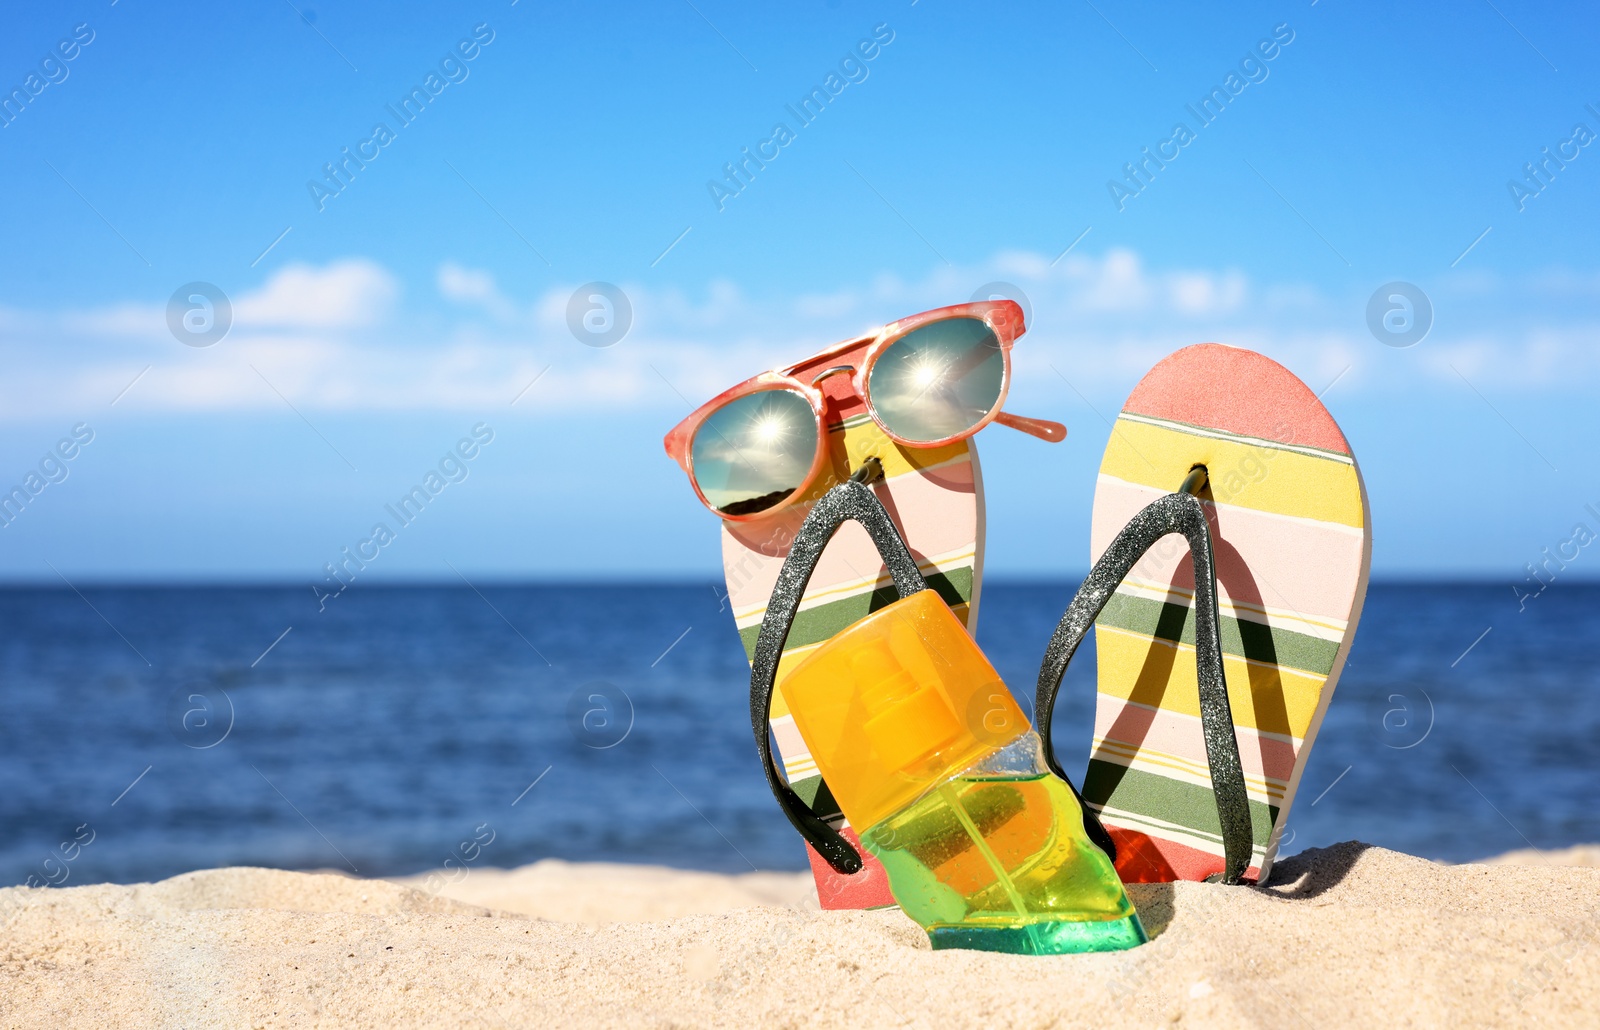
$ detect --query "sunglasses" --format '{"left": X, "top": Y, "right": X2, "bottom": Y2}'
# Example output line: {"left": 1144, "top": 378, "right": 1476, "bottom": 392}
{"left": 663, "top": 300, "right": 1065, "bottom": 521}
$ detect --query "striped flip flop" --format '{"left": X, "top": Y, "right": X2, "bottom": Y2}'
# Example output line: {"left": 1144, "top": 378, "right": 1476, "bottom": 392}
{"left": 1037, "top": 344, "right": 1370, "bottom": 884}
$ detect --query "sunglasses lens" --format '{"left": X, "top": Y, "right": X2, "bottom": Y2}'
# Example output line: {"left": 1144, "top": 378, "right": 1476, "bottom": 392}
{"left": 867, "top": 317, "right": 1005, "bottom": 443}
{"left": 691, "top": 388, "right": 819, "bottom": 516}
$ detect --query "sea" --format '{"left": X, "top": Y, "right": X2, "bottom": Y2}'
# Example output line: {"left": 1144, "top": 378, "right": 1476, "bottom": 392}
{"left": 2, "top": 582, "right": 1595, "bottom": 888}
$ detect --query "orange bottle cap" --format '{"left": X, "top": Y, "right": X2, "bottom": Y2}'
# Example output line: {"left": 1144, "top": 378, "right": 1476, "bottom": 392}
{"left": 780, "top": 589, "right": 1028, "bottom": 831}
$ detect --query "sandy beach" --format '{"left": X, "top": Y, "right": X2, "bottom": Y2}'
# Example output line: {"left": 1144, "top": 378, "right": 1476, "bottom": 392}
{"left": 1, "top": 842, "right": 1596, "bottom": 1028}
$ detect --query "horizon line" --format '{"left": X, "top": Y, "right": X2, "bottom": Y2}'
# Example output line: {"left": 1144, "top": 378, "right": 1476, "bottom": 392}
{"left": 0, "top": 574, "right": 1577, "bottom": 589}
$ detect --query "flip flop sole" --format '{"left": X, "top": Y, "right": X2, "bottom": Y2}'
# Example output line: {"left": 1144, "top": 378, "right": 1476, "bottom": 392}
{"left": 1087, "top": 344, "right": 1370, "bottom": 884}
{"left": 723, "top": 356, "right": 984, "bottom": 910}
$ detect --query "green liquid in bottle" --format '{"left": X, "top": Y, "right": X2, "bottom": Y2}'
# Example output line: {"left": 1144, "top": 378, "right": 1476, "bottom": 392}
{"left": 859, "top": 735, "right": 1147, "bottom": 955}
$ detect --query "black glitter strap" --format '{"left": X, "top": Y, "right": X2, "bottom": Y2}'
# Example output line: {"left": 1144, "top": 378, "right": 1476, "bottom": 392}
{"left": 749, "top": 459, "right": 929, "bottom": 875}
{"left": 1034, "top": 475, "right": 1254, "bottom": 885}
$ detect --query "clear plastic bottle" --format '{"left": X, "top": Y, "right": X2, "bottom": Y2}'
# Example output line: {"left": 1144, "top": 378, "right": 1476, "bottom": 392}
{"left": 782, "top": 589, "right": 1146, "bottom": 955}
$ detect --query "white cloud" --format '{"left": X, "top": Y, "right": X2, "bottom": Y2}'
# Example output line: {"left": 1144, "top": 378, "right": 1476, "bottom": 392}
{"left": 1072, "top": 247, "right": 1155, "bottom": 311}
{"left": 233, "top": 259, "right": 397, "bottom": 329}
{"left": 437, "top": 261, "right": 519, "bottom": 322}
{"left": 4, "top": 251, "right": 1599, "bottom": 421}
{"left": 1170, "top": 270, "right": 1247, "bottom": 315}
{"left": 437, "top": 262, "right": 498, "bottom": 305}
{"left": 63, "top": 302, "right": 164, "bottom": 339}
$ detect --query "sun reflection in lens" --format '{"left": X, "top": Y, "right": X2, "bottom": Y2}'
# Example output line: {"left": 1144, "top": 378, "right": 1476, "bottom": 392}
{"left": 865, "top": 317, "right": 1004, "bottom": 443}
{"left": 751, "top": 411, "right": 789, "bottom": 446}
{"left": 906, "top": 352, "right": 950, "bottom": 394}
{"left": 691, "top": 387, "right": 818, "bottom": 516}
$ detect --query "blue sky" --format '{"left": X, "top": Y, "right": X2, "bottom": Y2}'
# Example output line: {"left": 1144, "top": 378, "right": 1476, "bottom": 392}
{"left": 1, "top": 0, "right": 1598, "bottom": 584}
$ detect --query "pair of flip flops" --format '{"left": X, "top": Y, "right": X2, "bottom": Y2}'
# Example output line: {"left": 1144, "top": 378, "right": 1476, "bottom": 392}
{"left": 726, "top": 343, "right": 1369, "bottom": 903}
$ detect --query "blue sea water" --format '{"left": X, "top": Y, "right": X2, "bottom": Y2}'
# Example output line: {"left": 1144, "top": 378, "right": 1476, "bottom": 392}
{"left": 1, "top": 582, "right": 1595, "bottom": 888}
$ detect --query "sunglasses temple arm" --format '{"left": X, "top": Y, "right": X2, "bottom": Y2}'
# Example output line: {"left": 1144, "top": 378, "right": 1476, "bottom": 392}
{"left": 994, "top": 411, "right": 1067, "bottom": 443}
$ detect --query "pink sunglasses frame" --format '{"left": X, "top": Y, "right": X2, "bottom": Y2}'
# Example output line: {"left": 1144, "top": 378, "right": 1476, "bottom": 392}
{"left": 662, "top": 300, "right": 1066, "bottom": 522}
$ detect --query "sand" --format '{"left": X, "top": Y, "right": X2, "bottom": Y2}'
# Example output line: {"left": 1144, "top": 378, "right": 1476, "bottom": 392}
{"left": 2, "top": 843, "right": 1596, "bottom": 1028}
{"left": 1484, "top": 843, "right": 1600, "bottom": 867}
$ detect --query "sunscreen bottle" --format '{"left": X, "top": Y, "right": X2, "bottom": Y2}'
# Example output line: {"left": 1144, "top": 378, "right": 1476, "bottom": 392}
{"left": 781, "top": 589, "right": 1146, "bottom": 954}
